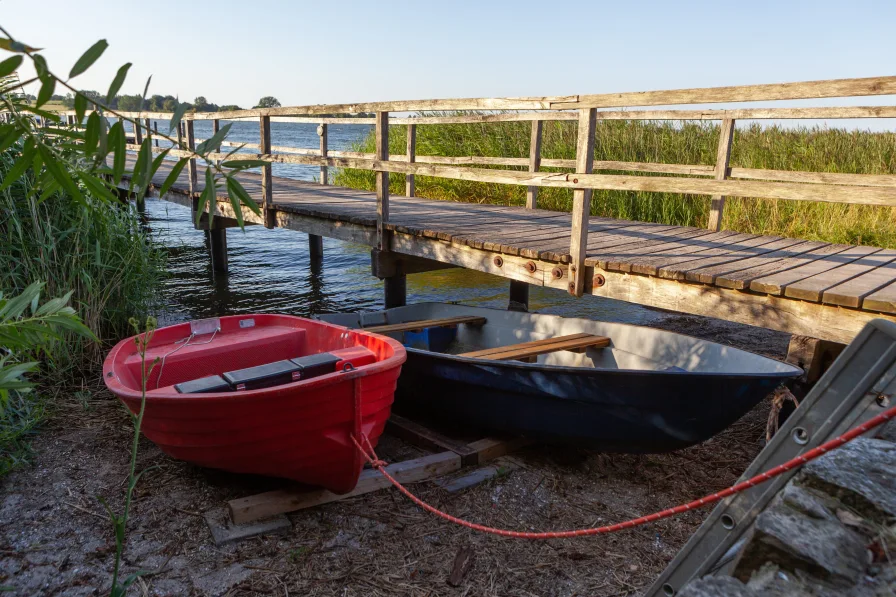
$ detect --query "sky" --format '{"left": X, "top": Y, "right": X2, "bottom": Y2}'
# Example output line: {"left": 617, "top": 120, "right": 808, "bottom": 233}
{"left": 2, "top": 0, "right": 895, "bottom": 118}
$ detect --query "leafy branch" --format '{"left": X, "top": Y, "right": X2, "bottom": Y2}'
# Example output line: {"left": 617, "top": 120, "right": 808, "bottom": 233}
{"left": 0, "top": 26, "right": 265, "bottom": 228}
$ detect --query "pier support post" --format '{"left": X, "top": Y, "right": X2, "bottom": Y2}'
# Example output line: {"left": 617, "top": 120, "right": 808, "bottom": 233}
{"left": 568, "top": 108, "right": 597, "bottom": 297}
{"left": 307, "top": 123, "right": 327, "bottom": 258}
{"left": 209, "top": 228, "right": 228, "bottom": 274}
{"left": 508, "top": 281, "right": 529, "bottom": 312}
{"left": 309, "top": 234, "right": 323, "bottom": 260}
{"left": 259, "top": 115, "right": 275, "bottom": 228}
{"left": 384, "top": 274, "right": 407, "bottom": 309}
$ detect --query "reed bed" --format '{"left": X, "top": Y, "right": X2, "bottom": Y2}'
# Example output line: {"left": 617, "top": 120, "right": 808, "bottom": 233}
{"left": 335, "top": 119, "right": 896, "bottom": 248}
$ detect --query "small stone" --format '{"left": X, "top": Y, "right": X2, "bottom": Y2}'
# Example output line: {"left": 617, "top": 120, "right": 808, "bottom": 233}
{"left": 800, "top": 438, "right": 896, "bottom": 523}
{"left": 875, "top": 419, "right": 896, "bottom": 443}
{"left": 678, "top": 576, "right": 754, "bottom": 597}
{"left": 733, "top": 485, "right": 867, "bottom": 586}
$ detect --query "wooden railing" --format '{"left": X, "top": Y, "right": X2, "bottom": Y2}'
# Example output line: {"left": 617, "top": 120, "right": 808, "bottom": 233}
{"left": 63, "top": 75, "right": 896, "bottom": 296}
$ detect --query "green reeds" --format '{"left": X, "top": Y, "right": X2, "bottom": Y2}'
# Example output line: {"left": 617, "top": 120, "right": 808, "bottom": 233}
{"left": 335, "top": 119, "right": 896, "bottom": 248}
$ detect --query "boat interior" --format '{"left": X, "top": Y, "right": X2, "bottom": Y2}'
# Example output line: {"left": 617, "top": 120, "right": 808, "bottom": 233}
{"left": 321, "top": 303, "right": 802, "bottom": 375}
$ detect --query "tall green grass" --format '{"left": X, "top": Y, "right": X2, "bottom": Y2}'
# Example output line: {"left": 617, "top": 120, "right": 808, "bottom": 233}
{"left": 335, "top": 119, "right": 896, "bottom": 248}
{"left": 0, "top": 146, "right": 165, "bottom": 473}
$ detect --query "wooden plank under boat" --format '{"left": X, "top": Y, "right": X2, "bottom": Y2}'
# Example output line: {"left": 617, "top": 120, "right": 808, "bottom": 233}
{"left": 319, "top": 303, "right": 802, "bottom": 452}
{"left": 102, "top": 314, "right": 406, "bottom": 494}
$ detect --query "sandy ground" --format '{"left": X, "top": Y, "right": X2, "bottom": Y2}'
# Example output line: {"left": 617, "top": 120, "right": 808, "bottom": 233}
{"left": 0, "top": 315, "right": 791, "bottom": 597}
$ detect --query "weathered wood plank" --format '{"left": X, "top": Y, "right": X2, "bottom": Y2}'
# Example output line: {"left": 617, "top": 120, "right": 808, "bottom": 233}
{"left": 459, "top": 333, "right": 610, "bottom": 360}
{"left": 864, "top": 281, "right": 896, "bottom": 314}
{"left": 715, "top": 242, "right": 850, "bottom": 290}
{"left": 613, "top": 232, "right": 755, "bottom": 276}
{"left": 228, "top": 451, "right": 462, "bottom": 524}
{"left": 318, "top": 123, "right": 328, "bottom": 184}
{"left": 784, "top": 249, "right": 896, "bottom": 302}
{"left": 259, "top": 115, "right": 274, "bottom": 228}
{"left": 707, "top": 118, "right": 735, "bottom": 231}
{"left": 749, "top": 245, "right": 881, "bottom": 296}
{"left": 684, "top": 238, "right": 818, "bottom": 285}
{"left": 363, "top": 316, "right": 486, "bottom": 334}
{"left": 570, "top": 108, "right": 597, "bottom": 296}
{"left": 822, "top": 259, "right": 896, "bottom": 307}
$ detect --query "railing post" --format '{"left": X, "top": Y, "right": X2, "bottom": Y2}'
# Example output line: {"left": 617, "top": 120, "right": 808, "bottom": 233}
{"left": 568, "top": 108, "right": 596, "bottom": 297}
{"left": 259, "top": 115, "right": 275, "bottom": 228}
{"left": 526, "top": 119, "right": 543, "bottom": 209}
{"left": 406, "top": 123, "right": 416, "bottom": 197}
{"left": 318, "top": 123, "right": 328, "bottom": 184}
{"left": 707, "top": 118, "right": 735, "bottom": 231}
{"left": 153, "top": 121, "right": 159, "bottom": 147}
{"left": 133, "top": 118, "right": 143, "bottom": 145}
{"left": 176, "top": 121, "right": 183, "bottom": 148}
{"left": 144, "top": 117, "right": 151, "bottom": 145}
{"left": 185, "top": 119, "right": 197, "bottom": 200}
{"left": 212, "top": 118, "right": 221, "bottom": 166}
{"left": 375, "top": 111, "right": 390, "bottom": 251}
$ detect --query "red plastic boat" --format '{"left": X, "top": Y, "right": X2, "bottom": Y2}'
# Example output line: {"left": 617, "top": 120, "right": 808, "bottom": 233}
{"left": 102, "top": 314, "right": 406, "bottom": 493}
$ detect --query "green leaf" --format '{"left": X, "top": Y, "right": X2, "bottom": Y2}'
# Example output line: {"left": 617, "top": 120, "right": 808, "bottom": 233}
{"left": 150, "top": 148, "right": 170, "bottom": 181}
{"left": 130, "top": 138, "right": 152, "bottom": 196}
{"left": 168, "top": 103, "right": 189, "bottom": 134}
{"left": 106, "top": 62, "right": 131, "bottom": 104}
{"left": 0, "top": 139, "right": 36, "bottom": 192}
{"left": 194, "top": 169, "right": 214, "bottom": 227}
{"left": 224, "top": 178, "right": 246, "bottom": 228}
{"left": 141, "top": 75, "right": 152, "bottom": 103}
{"left": 74, "top": 93, "right": 87, "bottom": 123}
{"left": 224, "top": 175, "right": 261, "bottom": 216}
{"left": 38, "top": 145, "right": 85, "bottom": 204}
{"left": 157, "top": 158, "right": 188, "bottom": 198}
{"left": 31, "top": 54, "right": 48, "bottom": 78}
{"left": 35, "top": 76, "right": 56, "bottom": 108}
{"left": 0, "top": 281, "right": 42, "bottom": 320}
{"left": 0, "top": 38, "right": 41, "bottom": 53}
{"left": 79, "top": 172, "right": 115, "bottom": 203}
{"left": 222, "top": 159, "right": 268, "bottom": 169}
{"left": 0, "top": 55, "right": 23, "bottom": 78}
{"left": 196, "top": 122, "right": 231, "bottom": 155}
{"left": 109, "top": 122, "right": 126, "bottom": 184}
{"left": 84, "top": 112, "right": 100, "bottom": 155}
{"left": 69, "top": 39, "right": 107, "bottom": 78}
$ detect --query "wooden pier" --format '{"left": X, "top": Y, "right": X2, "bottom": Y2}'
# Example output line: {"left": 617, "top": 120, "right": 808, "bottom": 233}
{"left": 89, "top": 75, "right": 896, "bottom": 348}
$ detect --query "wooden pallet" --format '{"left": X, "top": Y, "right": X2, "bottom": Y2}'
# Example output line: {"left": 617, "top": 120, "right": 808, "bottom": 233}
{"left": 226, "top": 416, "right": 529, "bottom": 525}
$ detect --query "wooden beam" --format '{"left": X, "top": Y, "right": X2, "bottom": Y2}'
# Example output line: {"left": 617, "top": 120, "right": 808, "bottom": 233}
{"left": 526, "top": 119, "right": 543, "bottom": 209}
{"left": 375, "top": 111, "right": 389, "bottom": 251}
{"left": 386, "top": 414, "right": 480, "bottom": 465}
{"left": 370, "top": 248, "right": 456, "bottom": 278}
{"left": 362, "top": 315, "right": 487, "bottom": 334}
{"left": 133, "top": 118, "right": 143, "bottom": 145}
{"left": 205, "top": 149, "right": 896, "bottom": 207}
{"left": 259, "top": 115, "right": 274, "bottom": 228}
{"left": 569, "top": 108, "right": 597, "bottom": 296}
{"left": 184, "top": 120, "right": 197, "bottom": 198}
{"left": 406, "top": 123, "right": 416, "bottom": 197}
{"left": 227, "top": 451, "right": 462, "bottom": 524}
{"left": 459, "top": 333, "right": 610, "bottom": 360}
{"left": 153, "top": 121, "right": 158, "bottom": 148}
{"left": 554, "top": 75, "right": 896, "bottom": 110}
{"left": 707, "top": 118, "right": 735, "bottom": 231}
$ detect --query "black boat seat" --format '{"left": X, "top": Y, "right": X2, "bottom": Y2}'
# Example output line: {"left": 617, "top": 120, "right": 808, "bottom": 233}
{"left": 459, "top": 333, "right": 610, "bottom": 361}
{"left": 363, "top": 315, "right": 486, "bottom": 334}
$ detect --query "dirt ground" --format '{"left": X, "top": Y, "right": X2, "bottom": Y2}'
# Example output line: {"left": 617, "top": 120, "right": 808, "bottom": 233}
{"left": 0, "top": 315, "right": 791, "bottom": 597}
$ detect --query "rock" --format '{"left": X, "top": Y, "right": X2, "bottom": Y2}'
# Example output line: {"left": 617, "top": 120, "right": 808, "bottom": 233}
{"left": 745, "top": 563, "right": 850, "bottom": 597}
{"left": 875, "top": 419, "right": 896, "bottom": 444}
{"left": 799, "top": 438, "right": 896, "bottom": 523}
{"left": 678, "top": 576, "right": 754, "bottom": 597}
{"left": 733, "top": 485, "right": 868, "bottom": 586}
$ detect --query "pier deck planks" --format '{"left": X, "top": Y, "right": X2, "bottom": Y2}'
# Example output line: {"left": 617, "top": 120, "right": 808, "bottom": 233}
{"left": 133, "top": 158, "right": 896, "bottom": 320}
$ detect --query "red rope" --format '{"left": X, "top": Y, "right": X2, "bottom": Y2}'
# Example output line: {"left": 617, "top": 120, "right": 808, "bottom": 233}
{"left": 352, "top": 403, "right": 896, "bottom": 539}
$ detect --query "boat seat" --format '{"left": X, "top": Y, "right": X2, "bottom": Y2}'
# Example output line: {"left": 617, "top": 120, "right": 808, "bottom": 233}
{"left": 459, "top": 333, "right": 610, "bottom": 361}
{"left": 363, "top": 315, "right": 487, "bottom": 334}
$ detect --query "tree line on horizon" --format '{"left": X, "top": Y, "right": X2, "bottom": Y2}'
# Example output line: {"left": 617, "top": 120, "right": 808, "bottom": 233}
{"left": 23, "top": 91, "right": 283, "bottom": 113}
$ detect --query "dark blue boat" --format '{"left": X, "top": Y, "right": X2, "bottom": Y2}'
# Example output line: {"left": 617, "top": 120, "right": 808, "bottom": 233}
{"left": 320, "top": 303, "right": 802, "bottom": 452}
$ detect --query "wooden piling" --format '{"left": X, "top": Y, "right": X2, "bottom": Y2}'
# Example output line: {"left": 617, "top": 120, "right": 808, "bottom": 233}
{"left": 259, "top": 115, "right": 275, "bottom": 228}
{"left": 707, "top": 118, "right": 735, "bottom": 231}
{"left": 568, "top": 108, "right": 597, "bottom": 297}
